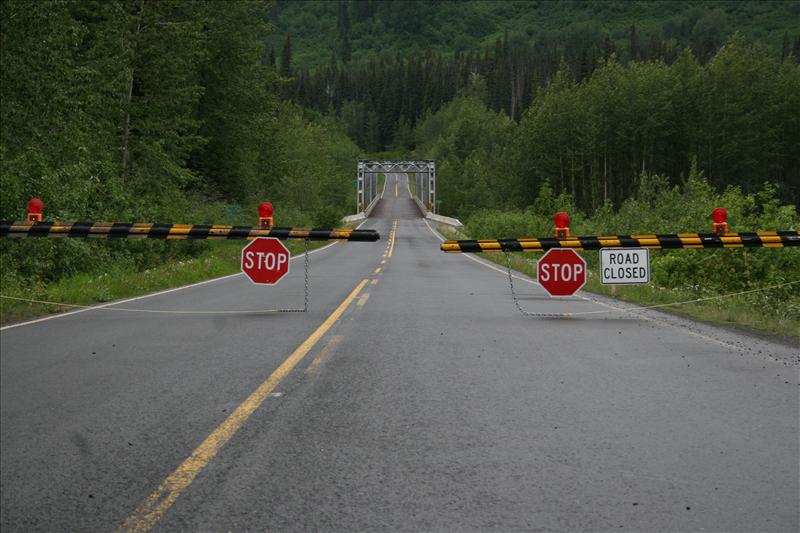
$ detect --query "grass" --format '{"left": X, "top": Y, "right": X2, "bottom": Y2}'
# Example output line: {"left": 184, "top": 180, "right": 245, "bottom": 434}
{"left": 438, "top": 225, "right": 800, "bottom": 342}
{"left": 0, "top": 240, "right": 323, "bottom": 325}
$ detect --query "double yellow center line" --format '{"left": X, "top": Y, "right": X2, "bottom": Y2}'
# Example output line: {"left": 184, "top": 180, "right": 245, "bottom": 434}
{"left": 119, "top": 279, "right": 370, "bottom": 532}
{"left": 386, "top": 220, "right": 397, "bottom": 258}
{"left": 121, "top": 219, "right": 400, "bottom": 531}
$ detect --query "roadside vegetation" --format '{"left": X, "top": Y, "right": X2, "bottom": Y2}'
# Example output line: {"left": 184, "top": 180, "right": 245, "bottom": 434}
{"left": 392, "top": 30, "right": 799, "bottom": 340}
{"left": 0, "top": 1, "right": 360, "bottom": 323}
{"left": 439, "top": 170, "right": 800, "bottom": 340}
{"left": 1, "top": 1, "right": 798, "bottom": 336}
{"left": 409, "top": 40, "right": 799, "bottom": 215}
{"left": 0, "top": 240, "right": 328, "bottom": 324}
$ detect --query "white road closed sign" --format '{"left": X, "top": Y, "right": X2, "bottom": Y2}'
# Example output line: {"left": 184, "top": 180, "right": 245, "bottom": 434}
{"left": 600, "top": 248, "right": 650, "bottom": 285}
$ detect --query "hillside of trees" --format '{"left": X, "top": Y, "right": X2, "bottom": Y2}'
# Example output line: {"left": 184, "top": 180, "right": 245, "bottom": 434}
{"left": 0, "top": 0, "right": 359, "bottom": 287}
{"left": 1, "top": 0, "right": 798, "bottom": 302}
{"left": 269, "top": 0, "right": 800, "bottom": 68}
{"left": 272, "top": 1, "right": 800, "bottom": 209}
{"left": 398, "top": 41, "right": 799, "bottom": 215}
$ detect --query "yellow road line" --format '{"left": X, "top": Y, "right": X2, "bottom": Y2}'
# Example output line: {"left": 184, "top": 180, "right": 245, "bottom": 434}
{"left": 388, "top": 220, "right": 397, "bottom": 257}
{"left": 374, "top": 267, "right": 382, "bottom": 274}
{"left": 305, "top": 335, "right": 343, "bottom": 375}
{"left": 118, "top": 279, "right": 369, "bottom": 533}
{"left": 357, "top": 293, "right": 370, "bottom": 306}
{"left": 395, "top": 181, "right": 398, "bottom": 197}
{"left": 371, "top": 279, "right": 378, "bottom": 285}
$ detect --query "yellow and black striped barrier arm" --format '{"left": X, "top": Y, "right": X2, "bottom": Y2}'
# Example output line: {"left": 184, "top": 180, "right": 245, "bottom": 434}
{"left": 441, "top": 231, "right": 800, "bottom": 253}
{"left": 0, "top": 221, "right": 380, "bottom": 242}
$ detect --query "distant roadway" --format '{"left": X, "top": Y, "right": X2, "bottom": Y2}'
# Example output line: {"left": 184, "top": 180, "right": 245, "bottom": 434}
{"left": 2, "top": 174, "right": 798, "bottom": 531}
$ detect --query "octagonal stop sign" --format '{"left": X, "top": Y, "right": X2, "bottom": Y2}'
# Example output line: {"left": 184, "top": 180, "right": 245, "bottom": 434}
{"left": 241, "top": 237, "right": 290, "bottom": 285}
{"left": 537, "top": 248, "right": 586, "bottom": 297}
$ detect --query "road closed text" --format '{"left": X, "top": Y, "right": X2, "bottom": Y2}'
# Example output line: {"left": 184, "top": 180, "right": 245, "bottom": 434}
{"left": 600, "top": 248, "right": 650, "bottom": 285}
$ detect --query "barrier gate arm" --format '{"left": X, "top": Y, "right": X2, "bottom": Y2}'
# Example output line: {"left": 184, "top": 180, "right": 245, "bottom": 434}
{"left": 0, "top": 221, "right": 380, "bottom": 242}
{"left": 441, "top": 231, "right": 800, "bottom": 253}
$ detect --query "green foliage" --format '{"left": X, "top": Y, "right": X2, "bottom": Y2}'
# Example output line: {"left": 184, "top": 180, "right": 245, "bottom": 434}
{"left": 1, "top": 0, "right": 797, "bottom": 339}
{"left": 1, "top": 0, "right": 361, "bottom": 299}
{"left": 463, "top": 171, "right": 800, "bottom": 329}
{"left": 272, "top": 1, "right": 799, "bottom": 69}
{"left": 413, "top": 96, "right": 515, "bottom": 216}
{"left": 272, "top": 103, "right": 360, "bottom": 218}
{"left": 0, "top": 239, "right": 322, "bottom": 324}
{"left": 511, "top": 40, "right": 799, "bottom": 210}
{"left": 284, "top": 0, "right": 800, "bottom": 153}
{"left": 313, "top": 205, "right": 346, "bottom": 228}
{"left": 192, "top": 0, "right": 280, "bottom": 203}
{"left": 412, "top": 40, "right": 799, "bottom": 217}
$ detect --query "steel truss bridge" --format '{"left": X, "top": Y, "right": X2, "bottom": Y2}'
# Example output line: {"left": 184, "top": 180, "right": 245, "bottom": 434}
{"left": 357, "top": 160, "right": 436, "bottom": 215}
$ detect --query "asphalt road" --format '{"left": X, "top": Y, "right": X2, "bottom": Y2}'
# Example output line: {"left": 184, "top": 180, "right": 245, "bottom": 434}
{"left": 2, "top": 174, "right": 798, "bottom": 532}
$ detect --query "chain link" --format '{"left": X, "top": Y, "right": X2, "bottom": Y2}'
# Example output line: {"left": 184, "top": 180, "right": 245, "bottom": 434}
{"left": 504, "top": 252, "right": 800, "bottom": 319}
{"left": 278, "top": 237, "right": 310, "bottom": 313}
{"left": 304, "top": 237, "right": 310, "bottom": 312}
{"left": 1, "top": 239, "right": 313, "bottom": 315}
{"left": 505, "top": 252, "right": 571, "bottom": 318}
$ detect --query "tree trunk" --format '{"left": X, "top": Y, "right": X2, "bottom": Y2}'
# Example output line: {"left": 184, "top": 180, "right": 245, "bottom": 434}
{"left": 121, "top": 0, "right": 144, "bottom": 180}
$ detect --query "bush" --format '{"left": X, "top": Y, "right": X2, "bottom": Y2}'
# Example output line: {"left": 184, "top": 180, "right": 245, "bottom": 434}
{"left": 463, "top": 172, "right": 799, "bottom": 323}
{"left": 312, "top": 205, "right": 345, "bottom": 228}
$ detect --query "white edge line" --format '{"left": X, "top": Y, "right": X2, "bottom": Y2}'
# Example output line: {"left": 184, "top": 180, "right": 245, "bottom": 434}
{"left": 423, "top": 218, "right": 743, "bottom": 351}
{"left": 380, "top": 172, "right": 389, "bottom": 199}
{"left": 1, "top": 234, "right": 353, "bottom": 332}
{"left": 422, "top": 218, "right": 537, "bottom": 286}
{"left": 583, "top": 296, "right": 742, "bottom": 350}
{"left": 1, "top": 273, "right": 242, "bottom": 331}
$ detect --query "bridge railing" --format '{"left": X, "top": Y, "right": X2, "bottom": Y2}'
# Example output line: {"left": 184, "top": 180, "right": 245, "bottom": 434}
{"left": 356, "top": 160, "right": 435, "bottom": 216}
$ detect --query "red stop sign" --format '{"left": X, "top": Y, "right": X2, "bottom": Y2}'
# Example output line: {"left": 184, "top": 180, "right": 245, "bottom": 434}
{"left": 537, "top": 249, "right": 586, "bottom": 297}
{"left": 241, "top": 237, "right": 290, "bottom": 285}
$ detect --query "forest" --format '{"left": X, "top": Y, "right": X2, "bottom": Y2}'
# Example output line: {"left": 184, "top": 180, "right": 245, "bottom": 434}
{"left": 270, "top": 0, "right": 800, "bottom": 68}
{"left": 1, "top": 0, "right": 798, "bottom": 332}
{"left": 405, "top": 43, "right": 800, "bottom": 215}
{"left": 283, "top": 1, "right": 800, "bottom": 209}
{"left": 1, "top": 0, "right": 358, "bottom": 289}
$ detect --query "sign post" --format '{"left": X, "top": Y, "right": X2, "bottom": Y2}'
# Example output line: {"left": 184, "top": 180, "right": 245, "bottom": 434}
{"left": 600, "top": 249, "right": 650, "bottom": 285}
{"left": 241, "top": 237, "right": 290, "bottom": 285}
{"left": 537, "top": 249, "right": 586, "bottom": 297}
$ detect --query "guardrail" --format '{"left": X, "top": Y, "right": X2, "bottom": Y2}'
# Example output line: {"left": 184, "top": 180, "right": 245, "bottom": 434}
{"left": 441, "top": 231, "right": 800, "bottom": 253}
{"left": 0, "top": 221, "right": 380, "bottom": 241}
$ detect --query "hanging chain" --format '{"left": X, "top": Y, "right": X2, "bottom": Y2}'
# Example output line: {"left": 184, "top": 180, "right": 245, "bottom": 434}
{"left": 503, "top": 252, "right": 800, "bottom": 319}
{"left": 2, "top": 239, "right": 314, "bottom": 315}
{"left": 505, "top": 252, "right": 568, "bottom": 318}
{"left": 303, "top": 237, "right": 310, "bottom": 312}
{"left": 276, "top": 237, "right": 310, "bottom": 313}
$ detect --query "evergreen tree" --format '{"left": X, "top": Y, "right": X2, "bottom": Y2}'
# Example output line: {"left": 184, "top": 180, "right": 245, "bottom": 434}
{"left": 629, "top": 25, "right": 640, "bottom": 61}
{"left": 781, "top": 31, "right": 790, "bottom": 61}
{"left": 280, "top": 32, "right": 292, "bottom": 77}
{"left": 192, "top": 0, "right": 279, "bottom": 201}
{"left": 352, "top": 0, "right": 374, "bottom": 20}
{"left": 337, "top": 1, "right": 351, "bottom": 62}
